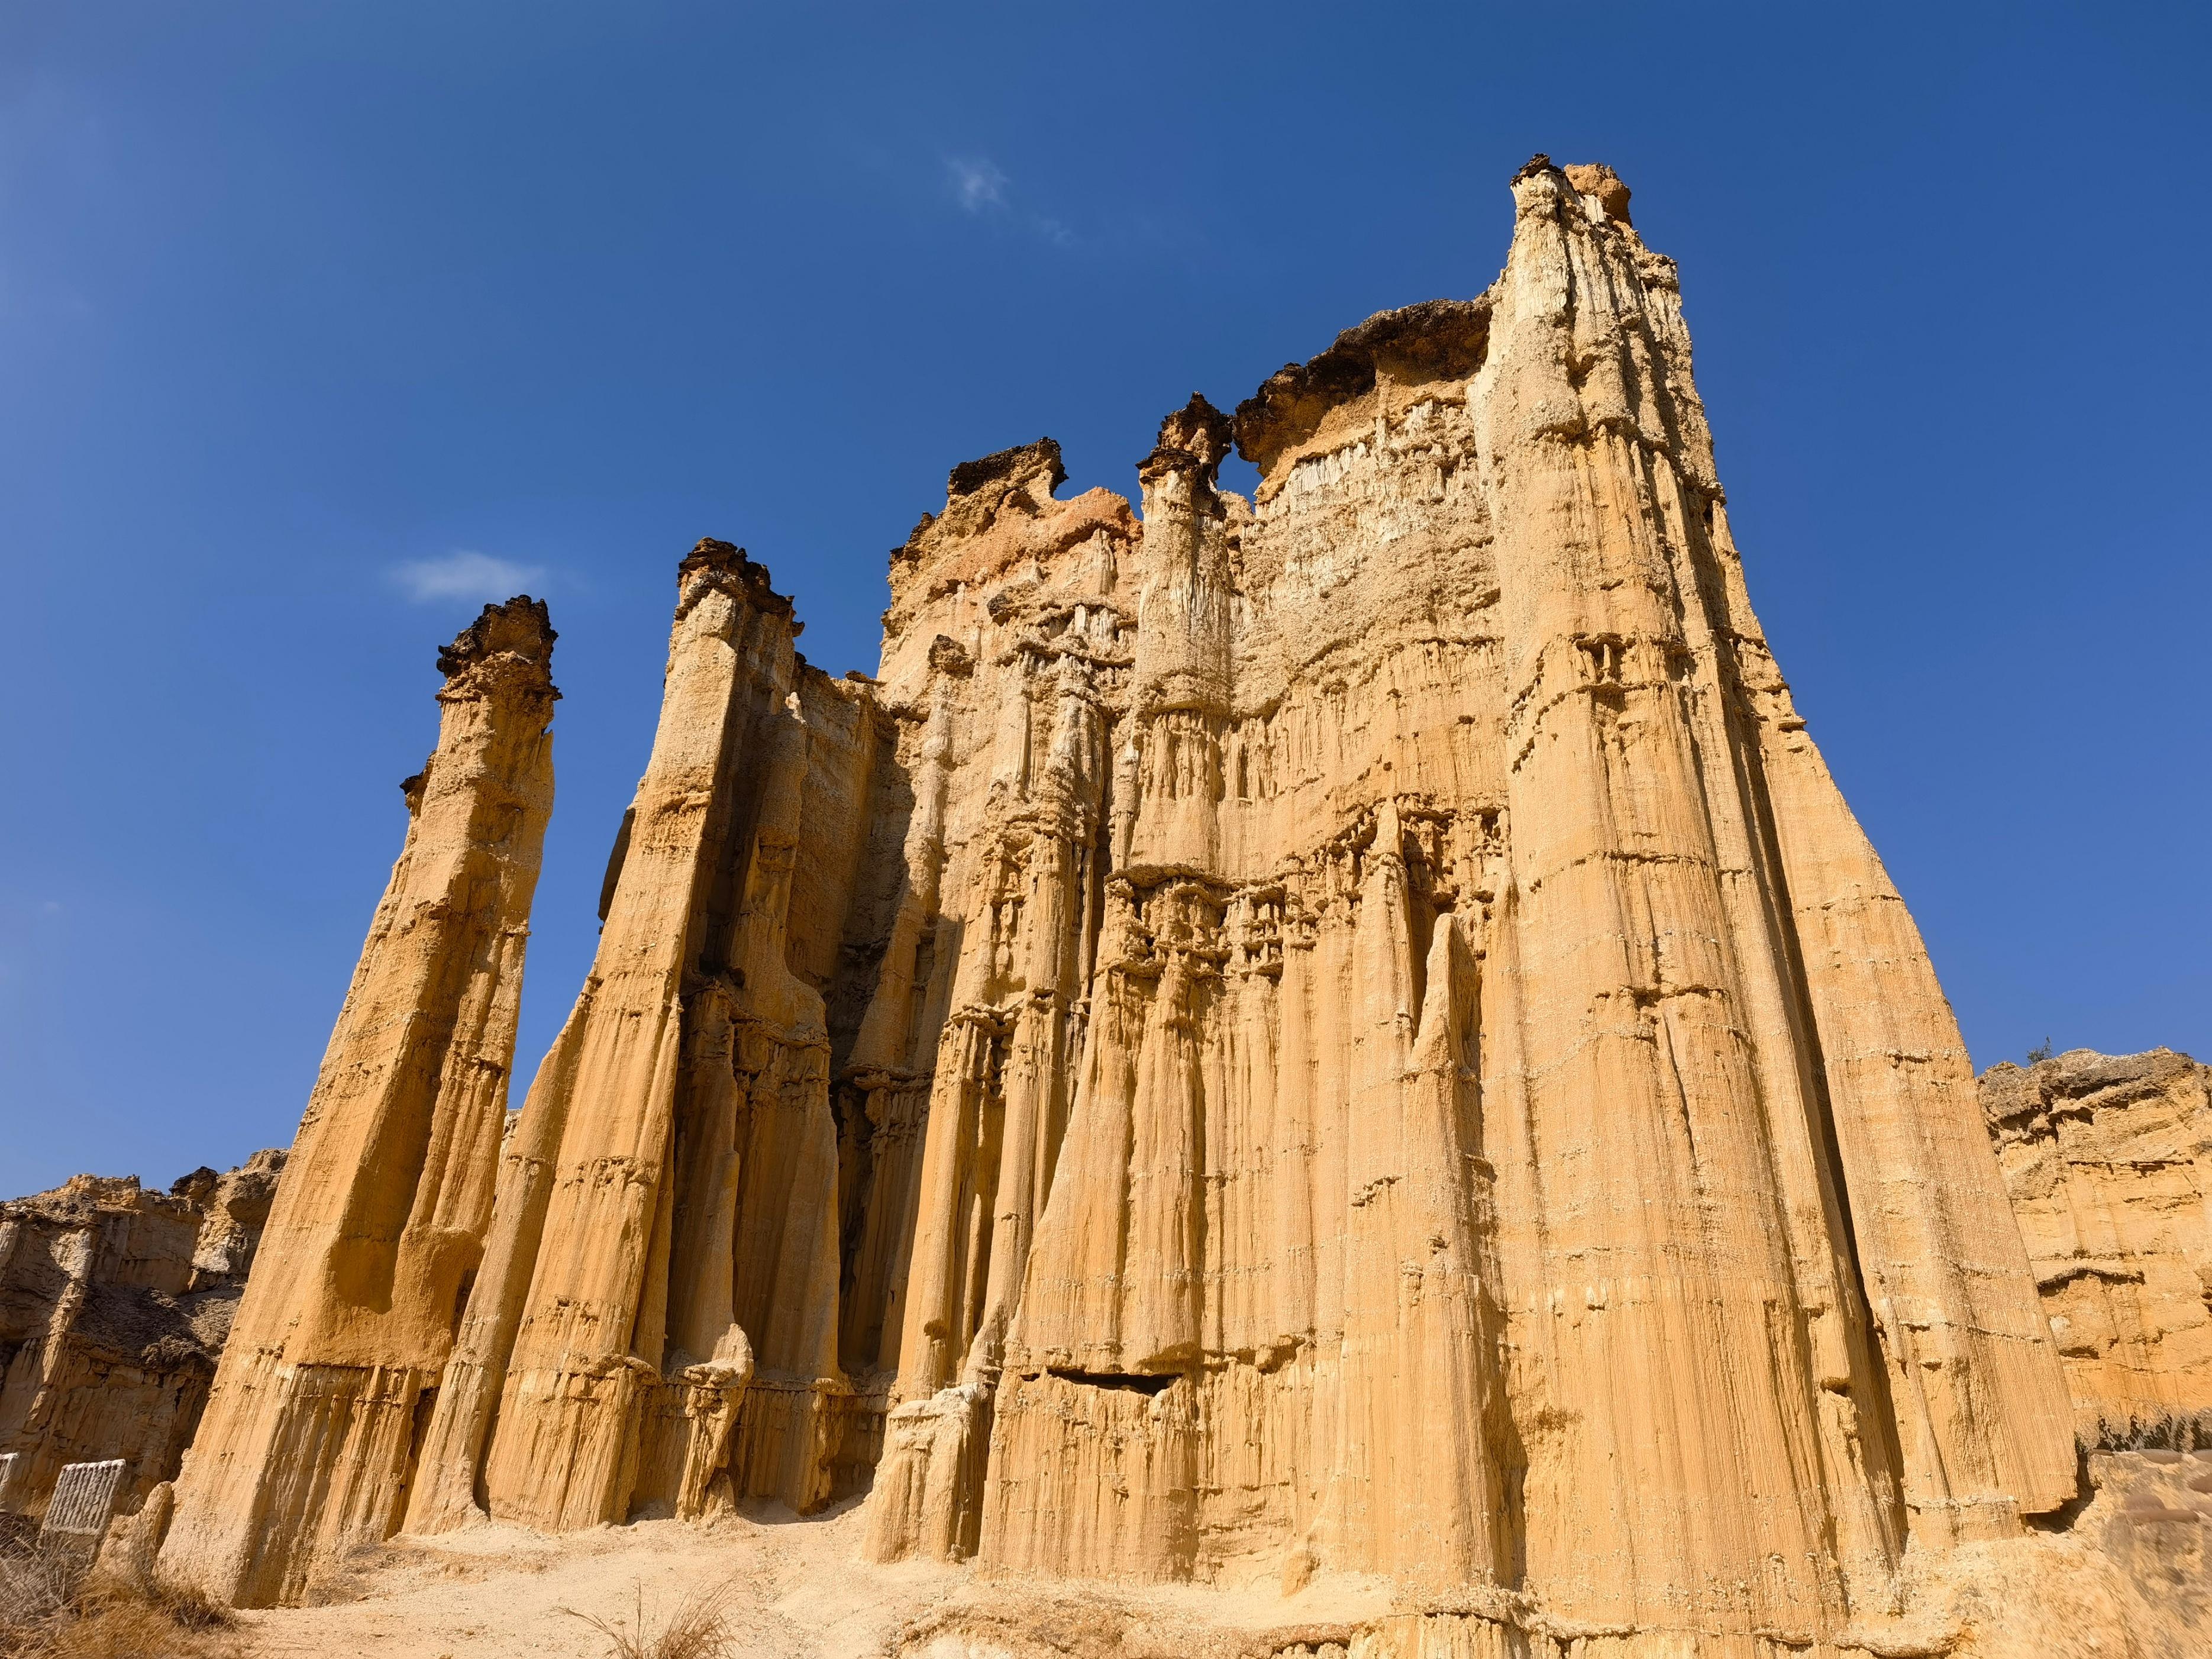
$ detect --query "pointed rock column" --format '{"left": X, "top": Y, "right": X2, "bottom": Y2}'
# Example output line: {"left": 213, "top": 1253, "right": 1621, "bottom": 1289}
{"left": 1474, "top": 157, "right": 2074, "bottom": 1640}
{"left": 1328, "top": 807, "right": 1513, "bottom": 1588}
{"left": 1549, "top": 159, "right": 2071, "bottom": 1545}
{"left": 1477, "top": 157, "right": 1899, "bottom": 1634}
{"left": 697, "top": 693, "right": 847, "bottom": 1514}
{"left": 402, "top": 984, "right": 592, "bottom": 1535}
{"left": 834, "top": 651, "right": 962, "bottom": 1383}
{"left": 1727, "top": 510, "right": 2081, "bottom": 1538}
{"left": 1023, "top": 401, "right": 1234, "bottom": 1378}
{"left": 160, "top": 598, "right": 557, "bottom": 1606}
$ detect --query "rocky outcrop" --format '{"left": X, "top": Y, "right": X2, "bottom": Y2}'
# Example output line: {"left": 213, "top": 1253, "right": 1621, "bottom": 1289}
{"left": 157, "top": 596, "right": 558, "bottom": 1606}
{"left": 1984, "top": 1047, "right": 2212, "bottom": 1449}
{"left": 150, "top": 163, "right": 2111, "bottom": 1654}
{"left": 0, "top": 1153, "right": 283, "bottom": 1524}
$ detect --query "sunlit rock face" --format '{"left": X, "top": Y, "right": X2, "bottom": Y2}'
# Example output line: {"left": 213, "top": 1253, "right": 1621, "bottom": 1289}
{"left": 150, "top": 162, "right": 2110, "bottom": 1652}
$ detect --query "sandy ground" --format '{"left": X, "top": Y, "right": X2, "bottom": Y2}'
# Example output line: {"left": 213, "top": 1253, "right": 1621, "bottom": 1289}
{"left": 236, "top": 1492, "right": 1403, "bottom": 1659}
{"left": 242, "top": 1496, "right": 955, "bottom": 1659}
{"left": 234, "top": 1454, "right": 2208, "bottom": 1659}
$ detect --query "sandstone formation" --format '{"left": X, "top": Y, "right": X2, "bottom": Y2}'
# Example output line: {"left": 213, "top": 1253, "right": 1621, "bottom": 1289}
{"left": 146, "top": 162, "right": 2113, "bottom": 1654}
{"left": 858, "top": 155, "right": 2079, "bottom": 1644}
{"left": 0, "top": 1153, "right": 283, "bottom": 1525}
{"left": 157, "top": 596, "right": 558, "bottom": 1605}
{"left": 1983, "top": 1047, "right": 2212, "bottom": 1450}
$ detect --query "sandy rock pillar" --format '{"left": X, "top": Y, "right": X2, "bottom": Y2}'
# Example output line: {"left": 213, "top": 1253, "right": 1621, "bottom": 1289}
{"left": 960, "top": 399, "right": 1238, "bottom": 1583}
{"left": 475, "top": 541, "right": 798, "bottom": 1532}
{"left": 1563, "top": 158, "right": 2074, "bottom": 1545}
{"left": 399, "top": 985, "right": 593, "bottom": 1534}
{"left": 684, "top": 690, "right": 845, "bottom": 1515}
{"left": 160, "top": 597, "right": 557, "bottom": 1606}
{"left": 834, "top": 656, "right": 961, "bottom": 1381}
{"left": 865, "top": 443, "right": 1144, "bottom": 1564}
{"left": 1722, "top": 508, "right": 2080, "bottom": 1537}
{"left": 1036, "top": 393, "right": 1238, "bottom": 1374}
{"left": 1327, "top": 807, "right": 1515, "bottom": 1586}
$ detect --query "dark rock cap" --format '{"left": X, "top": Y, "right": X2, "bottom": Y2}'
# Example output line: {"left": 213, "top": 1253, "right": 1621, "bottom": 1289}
{"left": 1141, "top": 393, "right": 1234, "bottom": 484}
{"left": 437, "top": 595, "right": 557, "bottom": 679}
{"left": 676, "top": 538, "right": 795, "bottom": 620}
{"left": 1233, "top": 297, "right": 1491, "bottom": 475}
{"left": 948, "top": 437, "right": 1065, "bottom": 500}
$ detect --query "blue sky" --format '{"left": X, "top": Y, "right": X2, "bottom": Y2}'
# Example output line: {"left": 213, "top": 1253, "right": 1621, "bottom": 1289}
{"left": 2, "top": 2, "right": 2205, "bottom": 1194}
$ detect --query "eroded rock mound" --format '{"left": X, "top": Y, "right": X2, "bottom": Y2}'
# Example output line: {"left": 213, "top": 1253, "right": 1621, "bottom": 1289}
{"left": 1984, "top": 1047, "right": 2212, "bottom": 1450}
{"left": 0, "top": 1151, "right": 283, "bottom": 1524}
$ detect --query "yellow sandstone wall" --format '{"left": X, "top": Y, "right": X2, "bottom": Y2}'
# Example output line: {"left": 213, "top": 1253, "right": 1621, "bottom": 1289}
{"left": 862, "top": 160, "right": 2075, "bottom": 1656}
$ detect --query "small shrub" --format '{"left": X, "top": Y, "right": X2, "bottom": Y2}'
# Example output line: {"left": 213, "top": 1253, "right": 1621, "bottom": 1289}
{"left": 557, "top": 1580, "right": 734, "bottom": 1659}
{"left": 2027, "top": 1037, "right": 2054, "bottom": 1063}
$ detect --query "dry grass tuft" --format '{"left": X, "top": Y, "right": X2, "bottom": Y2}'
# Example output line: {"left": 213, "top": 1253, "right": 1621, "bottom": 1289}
{"left": 557, "top": 1580, "right": 734, "bottom": 1659}
{"left": 0, "top": 1537, "right": 247, "bottom": 1658}
{"left": 0, "top": 1538, "right": 78, "bottom": 1647}
{"left": 139, "top": 1572, "right": 238, "bottom": 1634}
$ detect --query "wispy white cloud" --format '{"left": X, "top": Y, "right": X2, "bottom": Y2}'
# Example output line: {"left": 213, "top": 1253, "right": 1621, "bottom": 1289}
{"left": 391, "top": 549, "right": 548, "bottom": 605}
{"left": 942, "top": 156, "right": 1085, "bottom": 251}
{"left": 947, "top": 156, "right": 1009, "bottom": 213}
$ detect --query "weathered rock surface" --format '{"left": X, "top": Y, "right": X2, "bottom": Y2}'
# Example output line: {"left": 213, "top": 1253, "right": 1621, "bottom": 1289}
{"left": 1983, "top": 1047, "right": 2212, "bottom": 1450}
{"left": 137, "top": 162, "right": 2171, "bottom": 1654}
{"left": 157, "top": 596, "right": 558, "bottom": 1605}
{"left": 0, "top": 1151, "right": 284, "bottom": 1523}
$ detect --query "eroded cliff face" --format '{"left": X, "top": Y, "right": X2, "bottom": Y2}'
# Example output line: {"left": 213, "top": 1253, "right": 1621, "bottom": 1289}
{"left": 0, "top": 1153, "right": 283, "bottom": 1524}
{"left": 1983, "top": 1048, "right": 2212, "bottom": 1450}
{"left": 157, "top": 596, "right": 558, "bottom": 1605}
{"left": 857, "top": 155, "right": 2078, "bottom": 1653}
{"left": 144, "top": 161, "right": 2116, "bottom": 1654}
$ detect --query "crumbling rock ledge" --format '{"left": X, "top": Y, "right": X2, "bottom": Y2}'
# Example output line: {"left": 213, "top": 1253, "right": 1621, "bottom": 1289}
{"left": 1234, "top": 296, "right": 1493, "bottom": 475}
